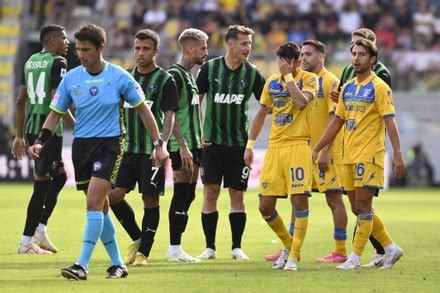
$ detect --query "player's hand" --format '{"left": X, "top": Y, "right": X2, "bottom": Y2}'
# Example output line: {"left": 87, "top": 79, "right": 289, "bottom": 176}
{"left": 11, "top": 137, "right": 26, "bottom": 160}
{"left": 277, "top": 57, "right": 293, "bottom": 77}
{"left": 153, "top": 145, "right": 169, "bottom": 167}
{"left": 311, "top": 148, "right": 319, "bottom": 163}
{"left": 202, "top": 137, "right": 212, "bottom": 148}
{"left": 318, "top": 149, "right": 330, "bottom": 172}
{"left": 28, "top": 144, "right": 42, "bottom": 160}
{"left": 244, "top": 148, "right": 254, "bottom": 170}
{"left": 392, "top": 151, "right": 406, "bottom": 179}
{"left": 179, "top": 144, "right": 194, "bottom": 172}
{"left": 330, "top": 90, "right": 340, "bottom": 104}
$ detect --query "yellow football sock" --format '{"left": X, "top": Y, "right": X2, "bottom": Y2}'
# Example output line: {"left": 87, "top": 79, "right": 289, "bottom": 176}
{"left": 352, "top": 212, "right": 373, "bottom": 256}
{"left": 263, "top": 211, "right": 292, "bottom": 248}
{"left": 289, "top": 210, "right": 309, "bottom": 260}
{"left": 371, "top": 212, "right": 394, "bottom": 247}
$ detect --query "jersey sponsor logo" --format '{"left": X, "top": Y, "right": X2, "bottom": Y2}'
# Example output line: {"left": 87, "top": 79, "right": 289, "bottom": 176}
{"left": 85, "top": 78, "right": 104, "bottom": 84}
{"left": 345, "top": 104, "right": 366, "bottom": 113}
{"left": 93, "top": 161, "right": 102, "bottom": 171}
{"left": 345, "top": 119, "right": 357, "bottom": 131}
{"left": 214, "top": 93, "right": 244, "bottom": 104}
{"left": 273, "top": 98, "right": 288, "bottom": 108}
{"left": 89, "top": 86, "right": 99, "bottom": 96}
{"left": 275, "top": 113, "right": 293, "bottom": 125}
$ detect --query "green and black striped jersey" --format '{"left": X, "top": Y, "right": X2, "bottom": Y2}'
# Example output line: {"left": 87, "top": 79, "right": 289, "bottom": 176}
{"left": 338, "top": 61, "right": 391, "bottom": 90}
{"left": 123, "top": 66, "right": 179, "bottom": 155}
{"left": 197, "top": 56, "right": 265, "bottom": 147}
{"left": 23, "top": 52, "right": 67, "bottom": 136}
{"left": 168, "top": 64, "right": 202, "bottom": 152}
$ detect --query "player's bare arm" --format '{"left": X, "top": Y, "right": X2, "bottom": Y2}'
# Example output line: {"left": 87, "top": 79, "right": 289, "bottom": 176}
{"left": 172, "top": 118, "right": 194, "bottom": 171}
{"left": 12, "top": 85, "right": 28, "bottom": 160}
{"left": 384, "top": 116, "right": 406, "bottom": 179}
{"left": 135, "top": 102, "right": 169, "bottom": 164}
{"left": 244, "top": 105, "right": 270, "bottom": 169}
{"left": 278, "top": 57, "right": 309, "bottom": 109}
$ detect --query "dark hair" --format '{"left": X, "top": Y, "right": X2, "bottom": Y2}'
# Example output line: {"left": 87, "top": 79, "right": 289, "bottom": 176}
{"left": 225, "top": 25, "right": 254, "bottom": 42}
{"left": 352, "top": 28, "right": 376, "bottom": 43}
{"left": 302, "top": 39, "right": 326, "bottom": 54}
{"left": 74, "top": 23, "right": 106, "bottom": 48}
{"left": 40, "top": 24, "right": 65, "bottom": 44}
{"left": 134, "top": 29, "right": 160, "bottom": 49}
{"left": 276, "top": 42, "right": 301, "bottom": 61}
{"left": 351, "top": 39, "right": 378, "bottom": 60}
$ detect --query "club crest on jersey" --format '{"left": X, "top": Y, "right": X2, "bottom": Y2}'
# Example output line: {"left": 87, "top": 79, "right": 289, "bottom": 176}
{"left": 93, "top": 162, "right": 102, "bottom": 171}
{"left": 89, "top": 86, "right": 99, "bottom": 96}
{"left": 361, "top": 89, "right": 372, "bottom": 97}
{"left": 240, "top": 79, "right": 248, "bottom": 88}
{"left": 148, "top": 84, "right": 157, "bottom": 93}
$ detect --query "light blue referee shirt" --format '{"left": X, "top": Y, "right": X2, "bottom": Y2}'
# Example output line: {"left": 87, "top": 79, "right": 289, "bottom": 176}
{"left": 50, "top": 62, "right": 145, "bottom": 138}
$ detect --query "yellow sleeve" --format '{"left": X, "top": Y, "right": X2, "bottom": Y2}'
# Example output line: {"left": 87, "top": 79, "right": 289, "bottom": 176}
{"left": 375, "top": 82, "right": 396, "bottom": 117}
{"left": 302, "top": 73, "right": 318, "bottom": 98}
{"left": 325, "top": 75, "right": 339, "bottom": 114}
{"left": 260, "top": 78, "right": 272, "bottom": 108}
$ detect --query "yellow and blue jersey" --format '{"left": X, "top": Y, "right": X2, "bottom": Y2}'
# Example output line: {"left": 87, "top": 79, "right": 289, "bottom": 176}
{"left": 51, "top": 62, "right": 145, "bottom": 138}
{"left": 310, "top": 68, "right": 343, "bottom": 164}
{"left": 260, "top": 68, "right": 318, "bottom": 147}
{"left": 335, "top": 72, "right": 395, "bottom": 168}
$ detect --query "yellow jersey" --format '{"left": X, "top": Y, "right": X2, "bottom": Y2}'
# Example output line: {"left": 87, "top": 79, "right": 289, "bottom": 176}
{"left": 310, "top": 68, "right": 343, "bottom": 164}
{"left": 260, "top": 68, "right": 318, "bottom": 147}
{"left": 335, "top": 72, "right": 395, "bottom": 168}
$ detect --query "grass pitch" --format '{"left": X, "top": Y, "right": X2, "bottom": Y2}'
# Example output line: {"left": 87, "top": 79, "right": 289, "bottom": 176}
{"left": 0, "top": 185, "right": 439, "bottom": 292}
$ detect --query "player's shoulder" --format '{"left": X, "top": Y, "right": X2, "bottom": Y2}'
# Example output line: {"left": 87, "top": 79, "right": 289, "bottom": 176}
{"left": 266, "top": 73, "right": 281, "bottom": 83}
{"left": 372, "top": 74, "right": 391, "bottom": 93}
{"left": 374, "top": 61, "right": 390, "bottom": 73}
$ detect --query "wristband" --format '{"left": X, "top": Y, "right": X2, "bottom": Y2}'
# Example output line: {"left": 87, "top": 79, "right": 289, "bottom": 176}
{"left": 284, "top": 73, "right": 294, "bottom": 83}
{"left": 246, "top": 139, "right": 256, "bottom": 150}
{"left": 35, "top": 128, "right": 52, "bottom": 145}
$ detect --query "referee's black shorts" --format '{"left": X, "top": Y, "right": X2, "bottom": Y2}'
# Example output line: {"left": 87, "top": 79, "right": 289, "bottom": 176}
{"left": 72, "top": 136, "right": 123, "bottom": 190}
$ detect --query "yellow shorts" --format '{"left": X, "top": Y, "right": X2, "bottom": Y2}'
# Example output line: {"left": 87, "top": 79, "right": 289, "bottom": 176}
{"left": 341, "top": 163, "right": 384, "bottom": 191}
{"left": 312, "top": 162, "right": 343, "bottom": 193}
{"left": 259, "top": 144, "right": 312, "bottom": 196}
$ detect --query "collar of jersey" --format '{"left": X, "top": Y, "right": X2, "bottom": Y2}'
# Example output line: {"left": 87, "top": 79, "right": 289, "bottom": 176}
{"left": 354, "top": 71, "right": 376, "bottom": 86}
{"left": 83, "top": 61, "right": 108, "bottom": 75}
{"left": 317, "top": 68, "right": 327, "bottom": 79}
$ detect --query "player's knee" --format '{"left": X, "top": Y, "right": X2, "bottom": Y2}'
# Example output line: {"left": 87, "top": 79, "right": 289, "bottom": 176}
{"left": 108, "top": 188, "right": 126, "bottom": 205}
{"left": 204, "top": 185, "right": 220, "bottom": 202}
{"left": 142, "top": 194, "right": 159, "bottom": 208}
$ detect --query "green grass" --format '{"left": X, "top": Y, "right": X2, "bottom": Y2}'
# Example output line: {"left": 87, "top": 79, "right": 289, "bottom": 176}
{"left": 1, "top": 185, "right": 439, "bottom": 292}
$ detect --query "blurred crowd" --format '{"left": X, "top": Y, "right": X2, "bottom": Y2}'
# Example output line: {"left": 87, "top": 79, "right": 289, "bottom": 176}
{"left": 28, "top": 0, "right": 440, "bottom": 90}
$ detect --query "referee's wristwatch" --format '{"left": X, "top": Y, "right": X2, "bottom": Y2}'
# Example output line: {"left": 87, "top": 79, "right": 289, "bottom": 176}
{"left": 153, "top": 138, "right": 164, "bottom": 147}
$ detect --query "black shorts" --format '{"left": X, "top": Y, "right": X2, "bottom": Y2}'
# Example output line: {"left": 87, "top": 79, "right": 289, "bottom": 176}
{"left": 170, "top": 148, "right": 203, "bottom": 171}
{"left": 27, "top": 134, "right": 64, "bottom": 177}
{"left": 115, "top": 152, "right": 165, "bottom": 196}
{"left": 72, "top": 136, "right": 123, "bottom": 190}
{"left": 201, "top": 144, "right": 249, "bottom": 191}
